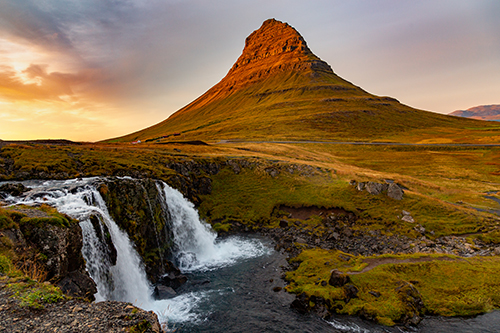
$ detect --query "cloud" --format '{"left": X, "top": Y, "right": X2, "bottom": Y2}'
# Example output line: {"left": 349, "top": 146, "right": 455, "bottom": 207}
{"left": 0, "top": 0, "right": 499, "bottom": 140}
{"left": 0, "top": 63, "right": 103, "bottom": 101}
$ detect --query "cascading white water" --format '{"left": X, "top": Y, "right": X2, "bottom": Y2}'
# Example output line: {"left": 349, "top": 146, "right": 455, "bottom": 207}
{"left": 157, "top": 182, "right": 269, "bottom": 271}
{"left": 5, "top": 180, "right": 152, "bottom": 304}
{"left": 3, "top": 178, "right": 269, "bottom": 324}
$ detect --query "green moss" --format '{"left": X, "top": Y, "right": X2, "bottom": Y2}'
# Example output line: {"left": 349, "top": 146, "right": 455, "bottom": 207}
{"left": 20, "top": 216, "right": 70, "bottom": 228}
{"left": 7, "top": 280, "right": 65, "bottom": 309}
{"left": 0, "top": 214, "right": 17, "bottom": 229}
{"left": 286, "top": 248, "right": 500, "bottom": 325}
{"left": 475, "top": 230, "right": 500, "bottom": 244}
{"left": 0, "top": 254, "right": 12, "bottom": 274}
{"left": 128, "top": 319, "right": 151, "bottom": 333}
{"left": 212, "top": 222, "right": 231, "bottom": 233}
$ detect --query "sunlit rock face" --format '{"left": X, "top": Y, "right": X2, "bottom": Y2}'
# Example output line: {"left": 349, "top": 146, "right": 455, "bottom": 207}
{"left": 222, "top": 18, "right": 334, "bottom": 90}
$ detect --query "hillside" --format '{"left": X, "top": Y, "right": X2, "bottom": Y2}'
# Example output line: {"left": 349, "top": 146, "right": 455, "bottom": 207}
{"left": 450, "top": 104, "right": 500, "bottom": 121}
{"left": 108, "top": 19, "right": 499, "bottom": 144}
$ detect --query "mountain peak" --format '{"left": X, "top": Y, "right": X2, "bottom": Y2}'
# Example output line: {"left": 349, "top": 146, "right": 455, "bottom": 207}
{"left": 233, "top": 18, "right": 312, "bottom": 69}
{"left": 221, "top": 19, "right": 333, "bottom": 91}
{"left": 111, "top": 19, "right": 476, "bottom": 144}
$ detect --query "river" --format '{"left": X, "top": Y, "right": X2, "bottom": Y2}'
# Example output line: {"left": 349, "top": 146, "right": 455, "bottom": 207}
{"left": 3, "top": 178, "right": 500, "bottom": 332}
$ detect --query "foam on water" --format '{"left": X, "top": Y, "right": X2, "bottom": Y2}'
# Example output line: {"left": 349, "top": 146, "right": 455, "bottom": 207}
{"left": 4, "top": 178, "right": 269, "bottom": 324}
{"left": 157, "top": 182, "right": 270, "bottom": 272}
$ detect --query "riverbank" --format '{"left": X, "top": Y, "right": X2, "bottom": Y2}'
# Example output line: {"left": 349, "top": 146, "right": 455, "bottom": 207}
{"left": 0, "top": 277, "right": 162, "bottom": 333}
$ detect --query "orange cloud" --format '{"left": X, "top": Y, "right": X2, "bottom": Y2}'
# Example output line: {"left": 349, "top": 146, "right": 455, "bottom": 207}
{"left": 0, "top": 64, "right": 103, "bottom": 101}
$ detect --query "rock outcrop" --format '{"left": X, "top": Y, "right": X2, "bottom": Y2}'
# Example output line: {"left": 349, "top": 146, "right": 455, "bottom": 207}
{"left": 0, "top": 280, "right": 162, "bottom": 333}
{"left": 351, "top": 180, "right": 405, "bottom": 200}
{"left": 0, "top": 209, "right": 96, "bottom": 300}
{"left": 97, "top": 178, "right": 175, "bottom": 283}
{"left": 222, "top": 18, "right": 334, "bottom": 92}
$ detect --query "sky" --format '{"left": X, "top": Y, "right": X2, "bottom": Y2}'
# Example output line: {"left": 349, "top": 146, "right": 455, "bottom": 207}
{"left": 0, "top": 0, "right": 499, "bottom": 142}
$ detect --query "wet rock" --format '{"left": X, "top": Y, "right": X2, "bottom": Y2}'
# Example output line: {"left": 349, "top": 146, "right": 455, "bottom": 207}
{"left": 0, "top": 183, "right": 29, "bottom": 198}
{"left": 158, "top": 273, "right": 188, "bottom": 290}
{"left": 290, "top": 292, "right": 309, "bottom": 314}
{"left": 89, "top": 215, "right": 117, "bottom": 266}
{"left": 98, "top": 178, "right": 175, "bottom": 282}
{"left": 154, "top": 285, "right": 177, "bottom": 299}
{"left": 328, "top": 270, "right": 350, "bottom": 287}
{"left": 279, "top": 219, "right": 289, "bottom": 228}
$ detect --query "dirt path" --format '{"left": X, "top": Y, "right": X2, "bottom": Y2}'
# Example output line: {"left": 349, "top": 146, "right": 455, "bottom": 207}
{"left": 348, "top": 255, "right": 460, "bottom": 275}
{"left": 216, "top": 140, "right": 500, "bottom": 147}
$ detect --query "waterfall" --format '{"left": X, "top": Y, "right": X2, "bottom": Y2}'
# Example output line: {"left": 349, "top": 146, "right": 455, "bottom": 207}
{"left": 4, "top": 177, "right": 269, "bottom": 324}
{"left": 7, "top": 181, "right": 153, "bottom": 304}
{"left": 157, "top": 181, "right": 269, "bottom": 272}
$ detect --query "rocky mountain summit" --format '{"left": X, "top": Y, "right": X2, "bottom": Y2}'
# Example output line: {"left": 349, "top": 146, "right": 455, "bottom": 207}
{"left": 111, "top": 18, "right": 472, "bottom": 144}
{"left": 218, "top": 18, "right": 334, "bottom": 93}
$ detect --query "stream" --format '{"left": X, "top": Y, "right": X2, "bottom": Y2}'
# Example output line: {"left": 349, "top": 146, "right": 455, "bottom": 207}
{"left": 3, "top": 177, "right": 500, "bottom": 332}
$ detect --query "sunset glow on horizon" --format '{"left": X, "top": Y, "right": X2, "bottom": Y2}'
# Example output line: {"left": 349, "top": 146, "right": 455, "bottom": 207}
{"left": 0, "top": 0, "right": 499, "bottom": 142}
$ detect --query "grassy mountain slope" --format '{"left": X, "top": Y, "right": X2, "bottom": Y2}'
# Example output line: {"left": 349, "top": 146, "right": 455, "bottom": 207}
{"left": 107, "top": 19, "right": 499, "bottom": 144}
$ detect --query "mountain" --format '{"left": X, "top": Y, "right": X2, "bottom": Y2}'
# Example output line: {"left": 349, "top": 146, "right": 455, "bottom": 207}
{"left": 449, "top": 105, "right": 500, "bottom": 122}
{"left": 109, "top": 19, "right": 490, "bottom": 143}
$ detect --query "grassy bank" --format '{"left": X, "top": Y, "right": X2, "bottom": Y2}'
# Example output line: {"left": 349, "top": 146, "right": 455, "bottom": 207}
{"left": 1, "top": 141, "right": 500, "bottom": 325}
{"left": 286, "top": 248, "right": 500, "bottom": 325}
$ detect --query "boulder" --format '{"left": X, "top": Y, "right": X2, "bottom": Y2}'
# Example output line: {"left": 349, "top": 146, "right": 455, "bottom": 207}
{"left": 356, "top": 182, "right": 365, "bottom": 191}
{"left": 0, "top": 183, "right": 29, "bottom": 198}
{"left": 402, "top": 215, "right": 415, "bottom": 223}
{"left": 58, "top": 270, "right": 97, "bottom": 300}
{"left": 395, "top": 281, "right": 425, "bottom": 326}
{"left": 387, "top": 183, "right": 404, "bottom": 200}
{"left": 158, "top": 272, "right": 188, "bottom": 290}
{"left": 328, "top": 270, "right": 350, "bottom": 287}
{"left": 154, "top": 285, "right": 177, "bottom": 299}
{"left": 343, "top": 284, "right": 359, "bottom": 303}
{"left": 279, "top": 219, "right": 289, "bottom": 228}
{"left": 290, "top": 292, "right": 309, "bottom": 314}
{"left": 365, "top": 182, "right": 385, "bottom": 195}
{"left": 265, "top": 167, "right": 280, "bottom": 178}
{"left": 20, "top": 221, "right": 86, "bottom": 281}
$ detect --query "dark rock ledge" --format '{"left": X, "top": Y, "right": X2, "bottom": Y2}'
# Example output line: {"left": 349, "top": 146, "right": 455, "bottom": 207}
{"left": 0, "top": 279, "right": 162, "bottom": 333}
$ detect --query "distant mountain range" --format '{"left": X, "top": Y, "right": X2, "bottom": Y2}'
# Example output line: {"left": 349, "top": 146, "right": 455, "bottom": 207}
{"left": 449, "top": 105, "right": 500, "bottom": 122}
{"left": 107, "top": 19, "right": 496, "bottom": 143}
